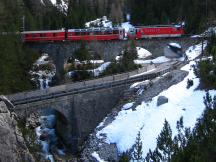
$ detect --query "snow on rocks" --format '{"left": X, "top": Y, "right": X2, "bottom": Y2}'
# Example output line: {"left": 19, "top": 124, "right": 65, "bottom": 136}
{"left": 88, "top": 62, "right": 111, "bottom": 77}
{"left": 168, "top": 43, "right": 182, "bottom": 49}
{"left": 136, "top": 47, "right": 152, "bottom": 59}
{"left": 91, "top": 152, "right": 107, "bottom": 162}
{"left": 121, "top": 22, "right": 134, "bottom": 33}
{"left": 29, "top": 53, "right": 56, "bottom": 90}
{"left": 130, "top": 80, "right": 150, "bottom": 89}
{"left": 48, "top": 0, "right": 68, "bottom": 13}
{"left": 122, "top": 102, "right": 134, "bottom": 110}
{"left": 85, "top": 16, "right": 112, "bottom": 28}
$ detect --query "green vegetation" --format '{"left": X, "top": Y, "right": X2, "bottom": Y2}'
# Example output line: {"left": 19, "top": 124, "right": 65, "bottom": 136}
{"left": 144, "top": 93, "right": 216, "bottom": 162}
{"left": 132, "top": 131, "right": 144, "bottom": 162}
{"left": 65, "top": 42, "right": 93, "bottom": 81}
{"left": 119, "top": 152, "right": 130, "bottom": 162}
{"left": 73, "top": 42, "right": 91, "bottom": 61}
{"left": 194, "top": 35, "right": 216, "bottom": 89}
{"left": 186, "top": 79, "right": 194, "bottom": 89}
{"left": 0, "top": 35, "right": 38, "bottom": 94}
{"left": 1, "top": 0, "right": 215, "bottom": 33}
{"left": 102, "top": 40, "right": 139, "bottom": 76}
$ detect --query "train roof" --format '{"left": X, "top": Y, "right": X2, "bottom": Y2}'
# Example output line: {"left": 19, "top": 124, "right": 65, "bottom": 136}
{"left": 68, "top": 27, "right": 123, "bottom": 32}
{"left": 135, "top": 24, "right": 183, "bottom": 28}
{"left": 21, "top": 29, "right": 65, "bottom": 34}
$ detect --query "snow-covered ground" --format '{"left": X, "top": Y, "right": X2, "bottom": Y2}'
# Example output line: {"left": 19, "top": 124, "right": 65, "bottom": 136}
{"left": 94, "top": 42, "right": 216, "bottom": 160}
{"left": 41, "top": 0, "right": 68, "bottom": 13}
{"left": 185, "top": 41, "right": 207, "bottom": 60}
{"left": 134, "top": 56, "right": 171, "bottom": 64}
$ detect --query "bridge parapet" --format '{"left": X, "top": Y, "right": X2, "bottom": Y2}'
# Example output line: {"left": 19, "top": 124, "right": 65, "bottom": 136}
{"left": 7, "top": 63, "right": 175, "bottom": 106}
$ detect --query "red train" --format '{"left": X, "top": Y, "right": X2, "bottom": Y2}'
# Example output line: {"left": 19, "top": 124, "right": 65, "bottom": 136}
{"left": 21, "top": 25, "right": 184, "bottom": 42}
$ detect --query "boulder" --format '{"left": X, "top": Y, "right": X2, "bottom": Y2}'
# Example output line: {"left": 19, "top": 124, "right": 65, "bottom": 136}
{"left": 157, "top": 96, "right": 168, "bottom": 106}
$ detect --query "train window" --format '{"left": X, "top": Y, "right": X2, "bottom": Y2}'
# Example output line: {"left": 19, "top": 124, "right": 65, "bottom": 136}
{"left": 106, "top": 30, "right": 112, "bottom": 34}
{"left": 96, "top": 31, "right": 102, "bottom": 35}
{"left": 81, "top": 32, "right": 86, "bottom": 35}
{"left": 113, "top": 30, "right": 119, "bottom": 34}
{"left": 75, "top": 32, "right": 80, "bottom": 36}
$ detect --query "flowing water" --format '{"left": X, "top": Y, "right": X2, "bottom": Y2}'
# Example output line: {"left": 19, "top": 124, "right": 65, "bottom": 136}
{"left": 35, "top": 114, "right": 65, "bottom": 162}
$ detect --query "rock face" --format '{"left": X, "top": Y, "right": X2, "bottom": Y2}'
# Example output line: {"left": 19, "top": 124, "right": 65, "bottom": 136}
{"left": 157, "top": 96, "right": 168, "bottom": 106}
{"left": 0, "top": 97, "right": 35, "bottom": 162}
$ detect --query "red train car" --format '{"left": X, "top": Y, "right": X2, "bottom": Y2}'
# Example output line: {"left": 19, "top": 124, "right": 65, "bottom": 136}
{"left": 128, "top": 25, "right": 184, "bottom": 39}
{"left": 20, "top": 25, "right": 185, "bottom": 42}
{"left": 67, "top": 27, "right": 124, "bottom": 41}
{"left": 21, "top": 30, "right": 65, "bottom": 42}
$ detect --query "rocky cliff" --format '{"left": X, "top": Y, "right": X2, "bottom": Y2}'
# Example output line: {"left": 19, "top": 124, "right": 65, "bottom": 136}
{"left": 0, "top": 96, "right": 35, "bottom": 162}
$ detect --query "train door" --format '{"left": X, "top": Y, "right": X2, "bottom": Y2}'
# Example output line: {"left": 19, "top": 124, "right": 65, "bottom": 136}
{"left": 128, "top": 28, "right": 136, "bottom": 39}
{"left": 119, "top": 29, "right": 124, "bottom": 40}
{"left": 65, "top": 29, "right": 68, "bottom": 41}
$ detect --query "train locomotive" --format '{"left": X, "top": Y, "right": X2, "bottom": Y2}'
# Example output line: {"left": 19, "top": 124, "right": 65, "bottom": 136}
{"left": 21, "top": 24, "right": 184, "bottom": 42}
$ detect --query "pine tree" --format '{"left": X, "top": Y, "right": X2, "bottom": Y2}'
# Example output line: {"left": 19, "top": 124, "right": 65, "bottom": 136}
{"left": 156, "top": 119, "right": 174, "bottom": 162}
{"left": 119, "top": 152, "right": 130, "bottom": 162}
{"left": 132, "top": 131, "right": 143, "bottom": 162}
{"left": 122, "top": 40, "right": 138, "bottom": 71}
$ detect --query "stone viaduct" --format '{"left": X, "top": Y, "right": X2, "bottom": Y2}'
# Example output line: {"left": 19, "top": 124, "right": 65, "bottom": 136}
{"left": 7, "top": 62, "right": 174, "bottom": 153}
{"left": 26, "top": 37, "right": 199, "bottom": 76}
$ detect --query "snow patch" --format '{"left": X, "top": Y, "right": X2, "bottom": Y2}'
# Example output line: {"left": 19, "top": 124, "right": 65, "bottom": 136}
{"left": 121, "top": 22, "right": 134, "bottom": 33}
{"left": 89, "top": 62, "right": 111, "bottom": 77}
{"left": 136, "top": 47, "right": 152, "bottom": 59}
{"left": 168, "top": 43, "right": 182, "bottom": 49}
{"left": 91, "top": 152, "right": 107, "bottom": 162}
{"left": 185, "top": 41, "right": 207, "bottom": 60}
{"left": 85, "top": 16, "right": 112, "bottom": 28}
{"left": 49, "top": 0, "right": 68, "bottom": 13}
{"left": 122, "top": 102, "right": 134, "bottom": 110}
{"left": 130, "top": 80, "right": 150, "bottom": 89}
{"left": 134, "top": 56, "right": 170, "bottom": 64}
